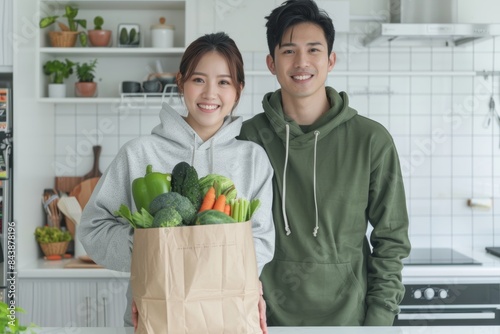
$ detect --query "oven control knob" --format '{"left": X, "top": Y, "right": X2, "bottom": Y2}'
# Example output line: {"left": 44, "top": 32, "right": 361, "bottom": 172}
{"left": 413, "top": 289, "right": 422, "bottom": 299}
{"left": 438, "top": 289, "right": 448, "bottom": 299}
{"left": 424, "top": 288, "right": 435, "bottom": 300}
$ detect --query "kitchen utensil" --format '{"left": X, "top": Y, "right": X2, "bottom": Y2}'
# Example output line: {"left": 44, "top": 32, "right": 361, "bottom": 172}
{"left": 70, "top": 177, "right": 100, "bottom": 209}
{"left": 83, "top": 145, "right": 102, "bottom": 179}
{"left": 57, "top": 196, "right": 82, "bottom": 235}
{"left": 483, "top": 96, "right": 500, "bottom": 148}
{"left": 42, "top": 188, "right": 61, "bottom": 228}
{"left": 57, "top": 196, "right": 86, "bottom": 257}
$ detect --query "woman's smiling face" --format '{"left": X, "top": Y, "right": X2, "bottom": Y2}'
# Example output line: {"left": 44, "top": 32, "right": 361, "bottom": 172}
{"left": 183, "top": 51, "right": 239, "bottom": 141}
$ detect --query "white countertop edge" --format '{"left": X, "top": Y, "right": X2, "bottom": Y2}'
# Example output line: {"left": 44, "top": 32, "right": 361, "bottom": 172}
{"left": 18, "top": 247, "right": 500, "bottom": 280}
{"left": 18, "top": 259, "right": 130, "bottom": 279}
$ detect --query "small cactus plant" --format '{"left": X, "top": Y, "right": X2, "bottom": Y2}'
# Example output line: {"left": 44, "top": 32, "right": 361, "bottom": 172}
{"left": 94, "top": 16, "right": 104, "bottom": 30}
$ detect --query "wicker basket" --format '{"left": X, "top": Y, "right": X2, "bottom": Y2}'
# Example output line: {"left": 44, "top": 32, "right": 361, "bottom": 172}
{"left": 39, "top": 241, "right": 69, "bottom": 256}
{"left": 49, "top": 31, "right": 79, "bottom": 47}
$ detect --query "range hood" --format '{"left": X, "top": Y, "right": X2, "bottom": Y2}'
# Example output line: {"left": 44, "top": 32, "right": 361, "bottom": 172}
{"left": 362, "top": 0, "right": 500, "bottom": 47}
{"left": 362, "top": 23, "right": 500, "bottom": 47}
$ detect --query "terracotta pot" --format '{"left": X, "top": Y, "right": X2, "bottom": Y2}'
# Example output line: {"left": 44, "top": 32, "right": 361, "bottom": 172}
{"left": 75, "top": 82, "right": 97, "bottom": 97}
{"left": 88, "top": 30, "right": 112, "bottom": 47}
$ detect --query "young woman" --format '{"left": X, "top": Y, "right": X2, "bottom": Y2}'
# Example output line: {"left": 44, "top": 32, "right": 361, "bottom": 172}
{"left": 77, "top": 32, "right": 274, "bottom": 332}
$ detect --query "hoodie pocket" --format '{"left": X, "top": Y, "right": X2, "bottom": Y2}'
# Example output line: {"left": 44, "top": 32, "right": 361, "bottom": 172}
{"left": 264, "top": 259, "right": 365, "bottom": 326}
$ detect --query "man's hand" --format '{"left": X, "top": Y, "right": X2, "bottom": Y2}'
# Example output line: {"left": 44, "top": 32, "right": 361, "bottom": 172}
{"left": 132, "top": 300, "right": 138, "bottom": 331}
{"left": 259, "top": 281, "right": 268, "bottom": 334}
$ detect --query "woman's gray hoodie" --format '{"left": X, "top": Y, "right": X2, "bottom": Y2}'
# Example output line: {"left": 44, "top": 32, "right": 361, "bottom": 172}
{"left": 77, "top": 103, "right": 275, "bottom": 326}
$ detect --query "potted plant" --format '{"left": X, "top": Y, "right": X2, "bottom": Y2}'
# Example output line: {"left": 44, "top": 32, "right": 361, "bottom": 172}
{"left": 88, "top": 16, "right": 112, "bottom": 47}
{"left": 39, "top": 5, "right": 87, "bottom": 47}
{"left": 75, "top": 59, "right": 98, "bottom": 97}
{"left": 43, "top": 59, "right": 75, "bottom": 98}
{"left": 34, "top": 226, "right": 72, "bottom": 257}
{"left": 0, "top": 301, "right": 36, "bottom": 333}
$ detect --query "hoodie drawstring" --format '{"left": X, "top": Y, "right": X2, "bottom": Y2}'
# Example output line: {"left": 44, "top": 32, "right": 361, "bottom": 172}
{"left": 281, "top": 126, "right": 321, "bottom": 237}
{"left": 210, "top": 138, "right": 215, "bottom": 173}
{"left": 282, "top": 124, "right": 291, "bottom": 236}
{"left": 312, "top": 130, "right": 320, "bottom": 237}
{"left": 191, "top": 133, "right": 196, "bottom": 166}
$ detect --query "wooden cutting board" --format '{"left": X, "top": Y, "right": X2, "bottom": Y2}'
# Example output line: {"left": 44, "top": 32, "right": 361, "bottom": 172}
{"left": 55, "top": 145, "right": 102, "bottom": 193}
{"left": 55, "top": 176, "right": 84, "bottom": 194}
{"left": 64, "top": 258, "right": 103, "bottom": 269}
{"left": 70, "top": 177, "right": 100, "bottom": 209}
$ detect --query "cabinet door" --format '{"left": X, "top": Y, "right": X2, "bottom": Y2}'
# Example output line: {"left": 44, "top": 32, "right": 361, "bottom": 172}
{"left": 96, "top": 278, "right": 129, "bottom": 327}
{"left": 17, "top": 279, "right": 98, "bottom": 327}
{"left": 0, "top": 0, "right": 13, "bottom": 68}
{"left": 17, "top": 280, "right": 35, "bottom": 326}
{"left": 188, "top": 0, "right": 279, "bottom": 51}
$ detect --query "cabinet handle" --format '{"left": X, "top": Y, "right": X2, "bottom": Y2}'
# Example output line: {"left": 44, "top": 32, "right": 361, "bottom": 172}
{"left": 86, "top": 296, "right": 90, "bottom": 327}
{"left": 102, "top": 297, "right": 107, "bottom": 327}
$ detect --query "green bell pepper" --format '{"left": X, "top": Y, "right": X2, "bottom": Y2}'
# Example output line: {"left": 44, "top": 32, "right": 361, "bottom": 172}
{"left": 132, "top": 164, "right": 171, "bottom": 213}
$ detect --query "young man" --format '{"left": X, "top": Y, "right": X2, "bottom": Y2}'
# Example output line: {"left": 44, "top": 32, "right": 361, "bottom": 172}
{"left": 238, "top": 0, "right": 411, "bottom": 326}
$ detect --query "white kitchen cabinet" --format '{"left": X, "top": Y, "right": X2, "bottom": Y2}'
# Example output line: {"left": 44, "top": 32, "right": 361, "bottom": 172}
{"left": 18, "top": 277, "right": 129, "bottom": 327}
{"left": 37, "top": 0, "right": 187, "bottom": 102}
{"left": 187, "top": 0, "right": 280, "bottom": 52}
{"left": 0, "top": 0, "right": 14, "bottom": 71}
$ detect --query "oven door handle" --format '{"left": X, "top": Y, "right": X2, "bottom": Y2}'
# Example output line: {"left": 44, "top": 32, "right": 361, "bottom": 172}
{"left": 398, "top": 311, "right": 496, "bottom": 320}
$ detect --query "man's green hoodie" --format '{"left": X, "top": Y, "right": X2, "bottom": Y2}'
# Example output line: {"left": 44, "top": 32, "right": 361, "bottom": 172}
{"left": 239, "top": 87, "right": 411, "bottom": 326}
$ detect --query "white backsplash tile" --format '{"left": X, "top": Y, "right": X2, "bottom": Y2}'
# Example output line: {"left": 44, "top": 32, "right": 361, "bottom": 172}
{"left": 432, "top": 52, "right": 453, "bottom": 71}
{"left": 410, "top": 51, "right": 432, "bottom": 71}
{"left": 452, "top": 52, "right": 474, "bottom": 71}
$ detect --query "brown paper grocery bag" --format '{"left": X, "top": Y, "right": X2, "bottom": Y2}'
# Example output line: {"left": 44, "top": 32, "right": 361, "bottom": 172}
{"left": 131, "top": 220, "right": 262, "bottom": 334}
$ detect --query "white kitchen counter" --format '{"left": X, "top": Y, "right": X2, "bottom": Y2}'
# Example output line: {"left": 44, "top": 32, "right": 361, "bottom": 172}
{"left": 18, "top": 258, "right": 129, "bottom": 279}
{"left": 33, "top": 326, "right": 500, "bottom": 333}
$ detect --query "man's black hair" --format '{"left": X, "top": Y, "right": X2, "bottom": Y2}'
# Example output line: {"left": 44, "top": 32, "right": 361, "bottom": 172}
{"left": 265, "top": 0, "right": 335, "bottom": 58}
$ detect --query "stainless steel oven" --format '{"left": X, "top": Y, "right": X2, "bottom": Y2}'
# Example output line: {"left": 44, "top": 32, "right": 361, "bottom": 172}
{"left": 396, "top": 248, "right": 500, "bottom": 326}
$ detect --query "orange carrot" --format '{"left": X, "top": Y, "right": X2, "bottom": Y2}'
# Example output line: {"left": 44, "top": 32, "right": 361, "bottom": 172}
{"left": 199, "top": 186, "right": 216, "bottom": 212}
{"left": 213, "top": 194, "right": 226, "bottom": 212}
{"left": 224, "top": 203, "right": 231, "bottom": 216}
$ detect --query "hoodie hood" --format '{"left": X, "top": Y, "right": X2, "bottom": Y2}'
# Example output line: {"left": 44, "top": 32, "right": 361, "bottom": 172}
{"left": 262, "top": 86, "right": 357, "bottom": 147}
{"left": 261, "top": 87, "right": 357, "bottom": 237}
{"left": 152, "top": 102, "right": 243, "bottom": 170}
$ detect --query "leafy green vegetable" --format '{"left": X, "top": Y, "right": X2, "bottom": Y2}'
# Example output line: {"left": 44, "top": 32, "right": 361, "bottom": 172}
{"left": 199, "top": 174, "right": 237, "bottom": 202}
{"left": 114, "top": 204, "right": 153, "bottom": 229}
{"left": 34, "top": 226, "right": 72, "bottom": 243}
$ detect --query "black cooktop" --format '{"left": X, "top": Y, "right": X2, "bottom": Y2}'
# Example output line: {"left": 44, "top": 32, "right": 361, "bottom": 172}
{"left": 403, "top": 247, "right": 482, "bottom": 265}
{"left": 486, "top": 247, "right": 500, "bottom": 258}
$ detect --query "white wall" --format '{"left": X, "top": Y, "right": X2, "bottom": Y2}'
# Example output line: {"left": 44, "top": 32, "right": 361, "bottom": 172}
{"left": 13, "top": 0, "right": 55, "bottom": 267}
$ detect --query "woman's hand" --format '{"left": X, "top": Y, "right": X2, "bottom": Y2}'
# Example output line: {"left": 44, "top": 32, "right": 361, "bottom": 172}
{"left": 259, "top": 281, "right": 268, "bottom": 334}
{"left": 132, "top": 300, "right": 138, "bottom": 331}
